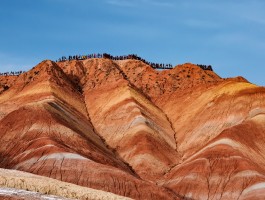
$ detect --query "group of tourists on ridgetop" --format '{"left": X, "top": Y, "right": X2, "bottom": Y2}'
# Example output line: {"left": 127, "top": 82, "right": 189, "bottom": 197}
{"left": 57, "top": 53, "right": 174, "bottom": 69}
{"left": 0, "top": 71, "right": 25, "bottom": 76}
{"left": 58, "top": 53, "right": 103, "bottom": 62}
{"left": 57, "top": 53, "right": 213, "bottom": 71}
{"left": 196, "top": 64, "right": 213, "bottom": 71}
{"left": 0, "top": 55, "right": 213, "bottom": 77}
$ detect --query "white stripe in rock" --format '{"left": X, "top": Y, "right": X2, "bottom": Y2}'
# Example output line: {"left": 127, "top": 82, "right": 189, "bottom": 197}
{"left": 13, "top": 153, "right": 89, "bottom": 169}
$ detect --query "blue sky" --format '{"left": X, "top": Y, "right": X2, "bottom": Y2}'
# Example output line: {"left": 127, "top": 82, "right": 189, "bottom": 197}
{"left": 0, "top": 0, "right": 264, "bottom": 86}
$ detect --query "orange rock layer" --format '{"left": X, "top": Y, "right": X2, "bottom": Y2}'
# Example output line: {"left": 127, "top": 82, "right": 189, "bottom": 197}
{"left": 0, "top": 58, "right": 264, "bottom": 200}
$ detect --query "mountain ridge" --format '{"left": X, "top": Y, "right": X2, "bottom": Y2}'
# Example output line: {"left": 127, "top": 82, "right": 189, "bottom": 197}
{"left": 0, "top": 58, "right": 265, "bottom": 199}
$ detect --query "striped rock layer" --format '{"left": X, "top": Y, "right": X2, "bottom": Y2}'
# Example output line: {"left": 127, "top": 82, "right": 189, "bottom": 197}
{"left": 0, "top": 58, "right": 264, "bottom": 200}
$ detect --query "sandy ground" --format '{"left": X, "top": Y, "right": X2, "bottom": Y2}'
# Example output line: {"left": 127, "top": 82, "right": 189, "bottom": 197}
{"left": 0, "top": 168, "right": 131, "bottom": 200}
{"left": 0, "top": 187, "right": 71, "bottom": 199}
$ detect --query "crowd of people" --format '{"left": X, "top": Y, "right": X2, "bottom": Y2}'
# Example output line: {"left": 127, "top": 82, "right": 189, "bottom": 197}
{"left": 58, "top": 53, "right": 103, "bottom": 62}
{"left": 196, "top": 64, "right": 213, "bottom": 71}
{"left": 57, "top": 53, "right": 174, "bottom": 69}
{"left": 0, "top": 56, "right": 213, "bottom": 77}
{"left": 0, "top": 71, "right": 25, "bottom": 76}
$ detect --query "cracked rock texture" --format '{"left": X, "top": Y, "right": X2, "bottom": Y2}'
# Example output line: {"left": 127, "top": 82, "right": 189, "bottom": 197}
{"left": 0, "top": 58, "right": 265, "bottom": 200}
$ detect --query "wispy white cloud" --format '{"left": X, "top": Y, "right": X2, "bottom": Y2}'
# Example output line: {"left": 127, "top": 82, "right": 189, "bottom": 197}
{"left": 106, "top": 0, "right": 136, "bottom": 7}
{"left": 193, "top": 0, "right": 265, "bottom": 26}
{"left": 142, "top": 0, "right": 175, "bottom": 7}
{"left": 104, "top": 22, "right": 166, "bottom": 39}
{"left": 210, "top": 32, "right": 265, "bottom": 51}
{"left": 183, "top": 19, "right": 221, "bottom": 29}
{"left": 106, "top": 0, "right": 175, "bottom": 7}
{"left": 0, "top": 52, "right": 33, "bottom": 72}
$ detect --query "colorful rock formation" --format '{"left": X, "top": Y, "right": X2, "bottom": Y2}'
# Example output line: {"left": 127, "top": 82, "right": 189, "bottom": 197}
{"left": 0, "top": 58, "right": 264, "bottom": 200}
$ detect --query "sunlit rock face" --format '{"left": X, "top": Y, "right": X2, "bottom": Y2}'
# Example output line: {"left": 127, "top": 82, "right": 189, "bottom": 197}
{"left": 0, "top": 58, "right": 265, "bottom": 200}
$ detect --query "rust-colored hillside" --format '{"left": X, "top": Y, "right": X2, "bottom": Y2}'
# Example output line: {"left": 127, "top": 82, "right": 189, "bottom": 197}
{"left": 0, "top": 58, "right": 264, "bottom": 200}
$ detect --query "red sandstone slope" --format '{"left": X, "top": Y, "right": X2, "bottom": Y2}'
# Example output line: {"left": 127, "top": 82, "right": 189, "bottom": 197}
{"left": 57, "top": 59, "right": 180, "bottom": 181}
{"left": 155, "top": 79, "right": 265, "bottom": 199}
{"left": 0, "top": 75, "right": 18, "bottom": 94}
{"left": 0, "top": 58, "right": 265, "bottom": 200}
{"left": 56, "top": 59, "right": 265, "bottom": 199}
{"left": 116, "top": 61, "right": 222, "bottom": 99}
{"left": 0, "top": 60, "right": 178, "bottom": 200}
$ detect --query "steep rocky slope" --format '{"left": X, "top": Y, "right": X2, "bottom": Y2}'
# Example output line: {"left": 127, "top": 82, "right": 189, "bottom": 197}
{"left": 0, "top": 60, "right": 178, "bottom": 200}
{"left": 0, "top": 57, "right": 265, "bottom": 199}
{"left": 157, "top": 81, "right": 265, "bottom": 199}
{"left": 0, "top": 75, "right": 18, "bottom": 95}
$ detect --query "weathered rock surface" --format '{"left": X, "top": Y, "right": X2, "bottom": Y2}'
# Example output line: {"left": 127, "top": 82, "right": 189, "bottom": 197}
{"left": 0, "top": 60, "right": 179, "bottom": 200}
{"left": 0, "top": 58, "right": 265, "bottom": 199}
{"left": 0, "top": 187, "right": 71, "bottom": 200}
{"left": 0, "top": 168, "right": 130, "bottom": 200}
{"left": 0, "top": 76, "right": 18, "bottom": 95}
{"left": 156, "top": 79, "right": 265, "bottom": 199}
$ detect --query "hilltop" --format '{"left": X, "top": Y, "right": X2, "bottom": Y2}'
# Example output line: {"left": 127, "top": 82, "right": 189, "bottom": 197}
{"left": 0, "top": 57, "right": 265, "bottom": 200}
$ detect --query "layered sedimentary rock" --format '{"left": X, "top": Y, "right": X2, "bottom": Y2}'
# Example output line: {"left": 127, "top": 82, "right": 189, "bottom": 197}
{"left": 156, "top": 78, "right": 265, "bottom": 200}
{"left": 0, "top": 60, "right": 178, "bottom": 199}
{"left": 0, "top": 58, "right": 265, "bottom": 199}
